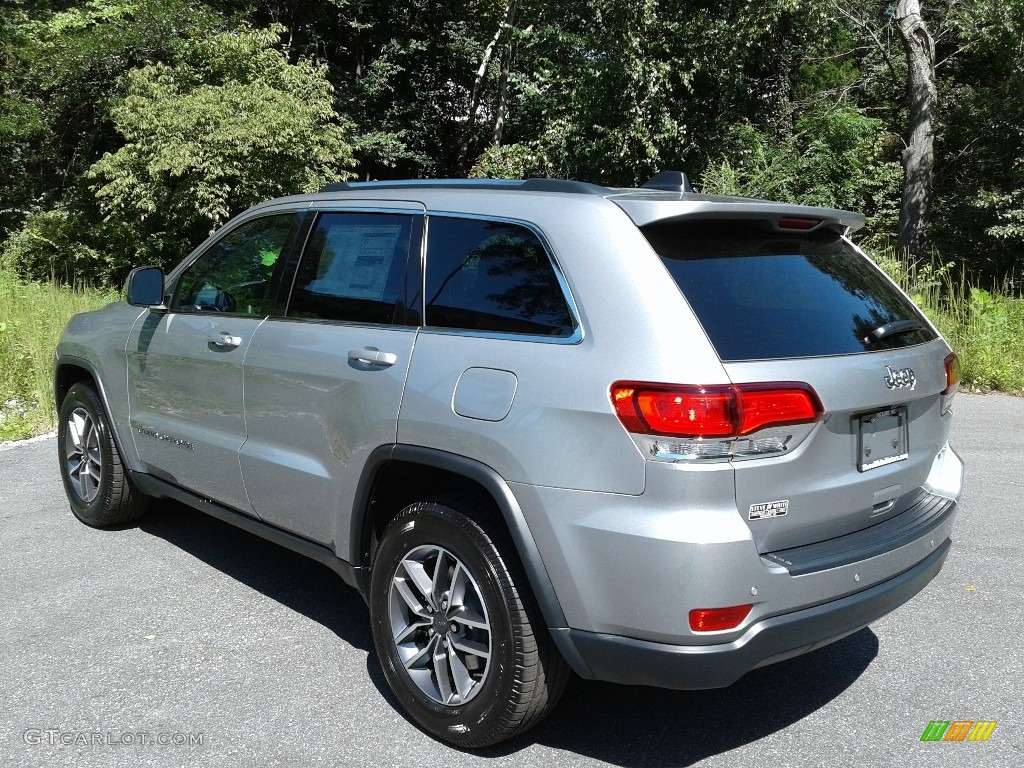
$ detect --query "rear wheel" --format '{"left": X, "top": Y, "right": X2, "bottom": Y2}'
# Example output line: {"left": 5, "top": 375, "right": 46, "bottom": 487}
{"left": 369, "top": 498, "right": 568, "bottom": 748}
{"left": 57, "top": 383, "right": 148, "bottom": 527}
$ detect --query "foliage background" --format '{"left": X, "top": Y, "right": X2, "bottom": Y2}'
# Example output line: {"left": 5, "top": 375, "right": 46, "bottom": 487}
{"left": 1, "top": 1, "right": 1022, "bottom": 440}
{"left": 1, "top": 0, "right": 1022, "bottom": 287}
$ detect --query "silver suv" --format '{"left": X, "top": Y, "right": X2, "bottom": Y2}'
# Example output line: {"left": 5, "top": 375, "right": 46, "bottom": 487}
{"left": 55, "top": 173, "right": 963, "bottom": 747}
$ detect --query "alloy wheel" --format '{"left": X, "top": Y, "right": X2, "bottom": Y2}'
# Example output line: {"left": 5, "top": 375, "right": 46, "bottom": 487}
{"left": 388, "top": 544, "right": 492, "bottom": 705}
{"left": 65, "top": 407, "right": 102, "bottom": 503}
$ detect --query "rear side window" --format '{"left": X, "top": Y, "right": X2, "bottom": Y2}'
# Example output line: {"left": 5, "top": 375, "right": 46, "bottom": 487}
{"left": 288, "top": 212, "right": 414, "bottom": 324}
{"left": 424, "top": 216, "right": 575, "bottom": 337}
{"left": 643, "top": 221, "right": 937, "bottom": 361}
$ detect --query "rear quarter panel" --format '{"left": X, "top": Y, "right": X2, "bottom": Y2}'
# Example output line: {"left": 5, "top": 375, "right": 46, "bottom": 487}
{"left": 396, "top": 191, "right": 730, "bottom": 495}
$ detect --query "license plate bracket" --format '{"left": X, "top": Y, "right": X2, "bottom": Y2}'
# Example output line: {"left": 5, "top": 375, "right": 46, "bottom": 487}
{"left": 858, "top": 406, "right": 909, "bottom": 472}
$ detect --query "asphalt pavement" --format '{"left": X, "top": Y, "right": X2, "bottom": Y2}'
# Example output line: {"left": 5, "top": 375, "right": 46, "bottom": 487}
{"left": 1, "top": 393, "right": 1021, "bottom": 767}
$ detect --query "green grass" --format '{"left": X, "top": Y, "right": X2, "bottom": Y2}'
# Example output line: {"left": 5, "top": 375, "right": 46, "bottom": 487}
{"left": 874, "top": 251, "right": 1024, "bottom": 394}
{"left": 0, "top": 268, "right": 121, "bottom": 442}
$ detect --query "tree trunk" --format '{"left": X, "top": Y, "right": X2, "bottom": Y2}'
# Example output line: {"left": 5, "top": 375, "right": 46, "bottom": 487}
{"left": 491, "top": 20, "right": 515, "bottom": 147}
{"left": 456, "top": 0, "right": 517, "bottom": 175}
{"left": 764, "top": 11, "right": 795, "bottom": 140}
{"left": 895, "top": 0, "right": 937, "bottom": 254}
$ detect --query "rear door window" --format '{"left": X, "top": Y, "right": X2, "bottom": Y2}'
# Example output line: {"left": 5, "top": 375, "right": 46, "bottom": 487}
{"left": 643, "top": 220, "right": 937, "bottom": 361}
{"left": 288, "top": 212, "right": 417, "bottom": 324}
{"left": 424, "top": 216, "right": 575, "bottom": 337}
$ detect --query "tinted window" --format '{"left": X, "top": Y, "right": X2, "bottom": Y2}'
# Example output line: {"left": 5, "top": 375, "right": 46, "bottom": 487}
{"left": 288, "top": 212, "right": 414, "bottom": 324}
{"left": 173, "top": 214, "right": 297, "bottom": 315}
{"left": 424, "top": 217, "right": 574, "bottom": 336}
{"left": 643, "top": 221, "right": 937, "bottom": 361}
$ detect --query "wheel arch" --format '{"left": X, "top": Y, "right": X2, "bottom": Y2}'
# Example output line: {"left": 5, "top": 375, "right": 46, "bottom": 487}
{"left": 54, "top": 358, "right": 136, "bottom": 471}
{"left": 54, "top": 358, "right": 98, "bottom": 412}
{"left": 351, "top": 445, "right": 568, "bottom": 631}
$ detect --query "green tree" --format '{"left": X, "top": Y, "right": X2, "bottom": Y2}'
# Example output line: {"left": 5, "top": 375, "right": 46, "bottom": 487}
{"left": 88, "top": 26, "right": 354, "bottom": 271}
{"left": 932, "top": 0, "right": 1024, "bottom": 279}
{"left": 2, "top": 6, "right": 354, "bottom": 283}
{"left": 0, "top": 1, "right": 229, "bottom": 232}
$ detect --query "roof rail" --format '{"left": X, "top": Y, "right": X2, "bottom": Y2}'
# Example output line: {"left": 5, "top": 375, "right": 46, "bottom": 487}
{"left": 317, "top": 178, "right": 608, "bottom": 195}
{"left": 641, "top": 171, "right": 694, "bottom": 194}
{"left": 519, "top": 178, "right": 608, "bottom": 194}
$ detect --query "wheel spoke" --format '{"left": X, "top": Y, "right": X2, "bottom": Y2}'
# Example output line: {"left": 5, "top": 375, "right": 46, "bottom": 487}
{"left": 432, "top": 640, "right": 454, "bottom": 703}
{"left": 67, "top": 413, "right": 85, "bottom": 453}
{"left": 447, "top": 642, "right": 475, "bottom": 701}
{"left": 450, "top": 635, "right": 489, "bottom": 661}
{"left": 401, "top": 559, "right": 435, "bottom": 606}
{"left": 393, "top": 572, "right": 430, "bottom": 617}
{"left": 86, "top": 431, "right": 101, "bottom": 466}
{"left": 430, "top": 550, "right": 453, "bottom": 606}
{"left": 449, "top": 604, "right": 488, "bottom": 630}
{"left": 80, "top": 466, "right": 97, "bottom": 501}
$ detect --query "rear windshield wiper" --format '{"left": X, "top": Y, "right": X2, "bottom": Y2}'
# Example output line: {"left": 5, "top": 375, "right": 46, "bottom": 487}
{"left": 865, "top": 319, "right": 924, "bottom": 343}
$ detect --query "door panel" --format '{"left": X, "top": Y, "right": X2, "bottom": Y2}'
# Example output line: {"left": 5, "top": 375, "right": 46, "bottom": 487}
{"left": 239, "top": 322, "right": 416, "bottom": 544}
{"left": 126, "top": 211, "right": 302, "bottom": 514}
{"left": 238, "top": 209, "right": 422, "bottom": 547}
{"left": 127, "top": 311, "right": 264, "bottom": 513}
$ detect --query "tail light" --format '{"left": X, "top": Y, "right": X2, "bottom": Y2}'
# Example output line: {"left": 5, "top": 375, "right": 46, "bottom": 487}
{"left": 942, "top": 352, "right": 960, "bottom": 414}
{"left": 611, "top": 381, "right": 822, "bottom": 462}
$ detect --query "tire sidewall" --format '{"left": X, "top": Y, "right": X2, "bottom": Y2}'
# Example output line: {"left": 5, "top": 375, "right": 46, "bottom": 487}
{"left": 57, "top": 384, "right": 113, "bottom": 524}
{"left": 369, "top": 502, "right": 520, "bottom": 744}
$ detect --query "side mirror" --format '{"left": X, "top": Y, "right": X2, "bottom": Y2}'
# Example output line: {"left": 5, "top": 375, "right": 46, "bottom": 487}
{"left": 125, "top": 266, "right": 165, "bottom": 307}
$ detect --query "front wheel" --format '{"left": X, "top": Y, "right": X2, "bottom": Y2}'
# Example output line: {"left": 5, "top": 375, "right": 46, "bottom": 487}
{"left": 369, "top": 499, "right": 568, "bottom": 748}
{"left": 57, "top": 382, "right": 148, "bottom": 527}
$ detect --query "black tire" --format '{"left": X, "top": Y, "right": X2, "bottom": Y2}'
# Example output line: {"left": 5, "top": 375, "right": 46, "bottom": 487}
{"left": 57, "top": 382, "right": 148, "bottom": 527}
{"left": 369, "top": 498, "right": 569, "bottom": 748}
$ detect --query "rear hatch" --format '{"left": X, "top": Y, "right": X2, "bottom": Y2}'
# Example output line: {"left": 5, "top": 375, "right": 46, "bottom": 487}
{"left": 636, "top": 213, "right": 956, "bottom": 553}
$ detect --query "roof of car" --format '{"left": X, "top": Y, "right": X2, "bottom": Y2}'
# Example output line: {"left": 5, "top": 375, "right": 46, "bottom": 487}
{"left": 305, "top": 171, "right": 866, "bottom": 233}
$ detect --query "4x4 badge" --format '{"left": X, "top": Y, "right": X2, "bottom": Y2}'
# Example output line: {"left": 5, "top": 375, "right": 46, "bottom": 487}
{"left": 884, "top": 365, "right": 916, "bottom": 390}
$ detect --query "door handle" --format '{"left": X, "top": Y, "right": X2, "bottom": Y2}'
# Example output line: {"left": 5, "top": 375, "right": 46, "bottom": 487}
{"left": 348, "top": 347, "right": 398, "bottom": 368}
{"left": 208, "top": 332, "right": 242, "bottom": 349}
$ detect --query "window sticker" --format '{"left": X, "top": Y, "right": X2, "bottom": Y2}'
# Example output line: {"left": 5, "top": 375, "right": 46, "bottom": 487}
{"left": 306, "top": 224, "right": 401, "bottom": 301}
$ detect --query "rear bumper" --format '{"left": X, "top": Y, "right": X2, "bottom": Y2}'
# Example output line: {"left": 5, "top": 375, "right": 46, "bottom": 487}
{"left": 554, "top": 535, "right": 951, "bottom": 689}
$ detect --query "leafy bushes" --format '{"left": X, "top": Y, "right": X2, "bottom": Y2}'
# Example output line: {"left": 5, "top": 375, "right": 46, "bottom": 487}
{"left": 87, "top": 27, "right": 354, "bottom": 274}
{"left": 699, "top": 107, "right": 902, "bottom": 247}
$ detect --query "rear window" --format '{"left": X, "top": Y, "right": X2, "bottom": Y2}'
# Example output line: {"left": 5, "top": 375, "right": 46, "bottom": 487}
{"left": 642, "top": 221, "right": 937, "bottom": 361}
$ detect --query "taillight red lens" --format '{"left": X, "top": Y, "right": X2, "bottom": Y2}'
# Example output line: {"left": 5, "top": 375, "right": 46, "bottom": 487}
{"left": 636, "top": 386, "right": 735, "bottom": 437}
{"left": 943, "top": 352, "right": 961, "bottom": 394}
{"left": 738, "top": 386, "right": 822, "bottom": 434}
{"left": 689, "top": 604, "right": 753, "bottom": 632}
{"left": 611, "top": 382, "right": 821, "bottom": 438}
